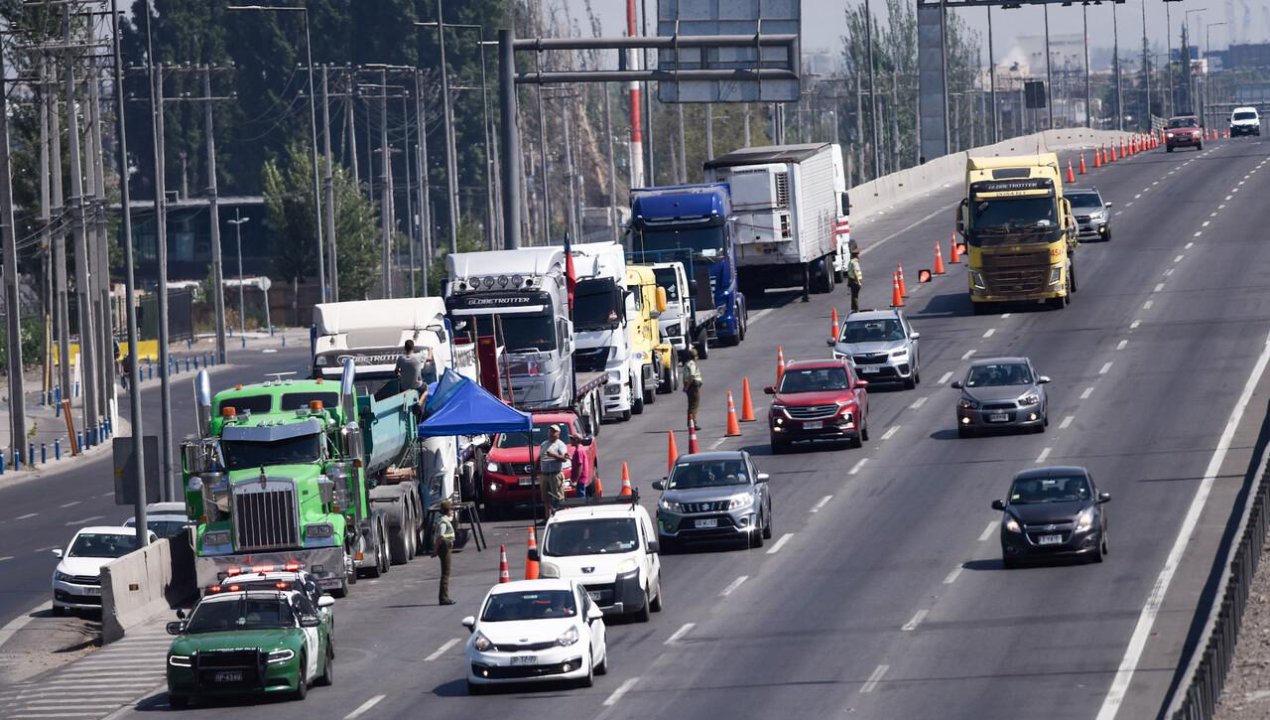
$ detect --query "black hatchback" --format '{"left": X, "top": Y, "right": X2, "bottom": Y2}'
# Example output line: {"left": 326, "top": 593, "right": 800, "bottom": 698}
{"left": 991, "top": 466, "right": 1110, "bottom": 568}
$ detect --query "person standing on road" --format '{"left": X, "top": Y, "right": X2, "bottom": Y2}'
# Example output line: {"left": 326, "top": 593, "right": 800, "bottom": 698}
{"left": 569, "top": 435, "right": 593, "bottom": 499}
{"left": 434, "top": 500, "right": 456, "bottom": 605}
{"left": 846, "top": 248, "right": 863, "bottom": 313}
{"left": 538, "top": 424, "right": 570, "bottom": 518}
{"left": 682, "top": 348, "right": 703, "bottom": 431}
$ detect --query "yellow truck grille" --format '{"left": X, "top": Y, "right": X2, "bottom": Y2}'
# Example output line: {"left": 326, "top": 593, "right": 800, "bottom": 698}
{"left": 980, "top": 250, "right": 1051, "bottom": 296}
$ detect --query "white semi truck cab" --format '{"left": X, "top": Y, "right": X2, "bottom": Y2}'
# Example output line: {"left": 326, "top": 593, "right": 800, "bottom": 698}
{"left": 570, "top": 241, "right": 642, "bottom": 422}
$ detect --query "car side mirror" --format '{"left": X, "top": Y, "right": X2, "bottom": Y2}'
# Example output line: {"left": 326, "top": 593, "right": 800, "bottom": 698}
{"left": 756, "top": 473, "right": 770, "bottom": 483}
{"left": 299, "top": 614, "right": 321, "bottom": 628}
{"left": 826, "top": 338, "right": 835, "bottom": 347}
{"left": 950, "top": 380, "right": 963, "bottom": 389}
{"left": 1098, "top": 492, "right": 1112, "bottom": 503}
{"left": 1037, "top": 376, "right": 1051, "bottom": 384}
{"left": 166, "top": 621, "right": 186, "bottom": 636}
{"left": 527, "top": 548, "right": 540, "bottom": 562}
{"left": 991, "top": 499, "right": 1007, "bottom": 511}
{"left": 651, "top": 479, "right": 665, "bottom": 491}
{"left": 587, "top": 606, "right": 604, "bottom": 621}
{"left": 855, "top": 379, "right": 869, "bottom": 389}
{"left": 763, "top": 386, "right": 776, "bottom": 395}
{"left": 1104, "top": 202, "right": 1113, "bottom": 208}
{"left": 51, "top": 548, "right": 63, "bottom": 558}
{"left": 910, "top": 332, "right": 920, "bottom": 340}
{"left": 461, "top": 616, "right": 476, "bottom": 632}
{"left": 318, "top": 595, "right": 335, "bottom": 609}
{"left": 646, "top": 540, "right": 660, "bottom": 554}
{"left": 176, "top": 608, "right": 187, "bottom": 620}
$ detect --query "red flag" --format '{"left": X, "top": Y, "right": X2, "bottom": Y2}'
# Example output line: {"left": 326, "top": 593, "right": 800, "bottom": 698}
{"left": 563, "top": 233, "right": 576, "bottom": 314}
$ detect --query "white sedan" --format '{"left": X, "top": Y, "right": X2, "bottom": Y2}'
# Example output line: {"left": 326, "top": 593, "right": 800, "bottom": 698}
{"left": 462, "top": 578, "right": 608, "bottom": 694}
{"left": 52, "top": 526, "right": 156, "bottom": 615}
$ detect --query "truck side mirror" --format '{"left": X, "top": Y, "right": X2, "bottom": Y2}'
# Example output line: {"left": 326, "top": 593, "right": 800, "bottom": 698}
{"left": 655, "top": 286, "right": 668, "bottom": 314}
{"left": 841, "top": 192, "right": 851, "bottom": 216}
{"left": 955, "top": 198, "right": 967, "bottom": 235}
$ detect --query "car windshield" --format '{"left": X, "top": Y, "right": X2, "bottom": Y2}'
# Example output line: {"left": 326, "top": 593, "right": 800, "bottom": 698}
{"left": 481, "top": 590, "right": 577, "bottom": 622}
{"left": 68, "top": 533, "right": 141, "bottom": 558}
{"left": 1009, "top": 475, "right": 1092, "bottom": 504}
{"left": 1234, "top": 111, "right": 1259, "bottom": 121}
{"left": 280, "top": 392, "right": 339, "bottom": 411}
{"left": 121, "top": 519, "right": 189, "bottom": 538}
{"left": 543, "top": 518, "right": 639, "bottom": 556}
{"left": 778, "top": 367, "right": 850, "bottom": 393}
{"left": 842, "top": 319, "right": 904, "bottom": 343}
{"left": 652, "top": 268, "right": 680, "bottom": 301}
{"left": 1067, "top": 193, "right": 1102, "bottom": 209}
{"left": 185, "top": 596, "right": 296, "bottom": 633}
{"left": 494, "top": 422, "right": 572, "bottom": 449}
{"left": 965, "top": 363, "right": 1033, "bottom": 387}
{"left": 633, "top": 226, "right": 726, "bottom": 258}
{"left": 217, "top": 394, "right": 272, "bottom": 416}
{"left": 1167, "top": 117, "right": 1198, "bottom": 128}
{"left": 668, "top": 460, "right": 751, "bottom": 489}
{"left": 221, "top": 433, "right": 322, "bottom": 471}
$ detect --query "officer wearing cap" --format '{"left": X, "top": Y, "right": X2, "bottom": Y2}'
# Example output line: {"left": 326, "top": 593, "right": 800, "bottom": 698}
{"left": 434, "top": 500, "right": 456, "bottom": 605}
{"left": 538, "top": 424, "right": 570, "bottom": 519}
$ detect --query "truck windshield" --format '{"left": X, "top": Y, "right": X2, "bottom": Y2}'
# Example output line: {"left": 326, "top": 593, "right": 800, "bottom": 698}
{"left": 221, "top": 434, "right": 322, "bottom": 470}
{"left": 472, "top": 313, "right": 557, "bottom": 353}
{"left": 574, "top": 278, "right": 623, "bottom": 331}
{"left": 633, "top": 226, "right": 725, "bottom": 258}
{"left": 652, "top": 268, "right": 680, "bottom": 300}
{"left": 543, "top": 518, "right": 639, "bottom": 556}
{"left": 969, "top": 197, "right": 1060, "bottom": 246}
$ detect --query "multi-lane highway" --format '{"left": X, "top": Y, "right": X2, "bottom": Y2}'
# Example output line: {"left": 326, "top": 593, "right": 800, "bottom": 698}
{"left": 6, "top": 136, "right": 1270, "bottom": 720}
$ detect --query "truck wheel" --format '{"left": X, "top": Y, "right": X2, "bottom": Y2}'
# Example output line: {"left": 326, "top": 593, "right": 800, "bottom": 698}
{"left": 671, "top": 359, "right": 681, "bottom": 391}
{"left": 695, "top": 332, "right": 710, "bottom": 360}
{"left": 738, "top": 304, "right": 747, "bottom": 342}
{"left": 631, "top": 381, "right": 645, "bottom": 415}
{"left": 657, "top": 361, "right": 672, "bottom": 394}
{"left": 643, "top": 370, "right": 657, "bottom": 405}
{"left": 331, "top": 576, "right": 349, "bottom": 599}
{"left": 389, "top": 523, "right": 409, "bottom": 566}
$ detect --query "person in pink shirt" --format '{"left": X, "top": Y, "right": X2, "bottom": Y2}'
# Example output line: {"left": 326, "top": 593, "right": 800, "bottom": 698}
{"left": 569, "top": 436, "right": 593, "bottom": 499}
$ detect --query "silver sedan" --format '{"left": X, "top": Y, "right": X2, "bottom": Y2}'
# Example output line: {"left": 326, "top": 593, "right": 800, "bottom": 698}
{"left": 952, "top": 357, "right": 1050, "bottom": 437}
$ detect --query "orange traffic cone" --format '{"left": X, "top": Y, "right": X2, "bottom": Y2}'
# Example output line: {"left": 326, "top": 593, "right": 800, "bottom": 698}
{"left": 948, "top": 235, "right": 961, "bottom": 264}
{"left": 890, "top": 271, "right": 904, "bottom": 308}
{"left": 525, "top": 528, "right": 540, "bottom": 580}
{"left": 725, "top": 391, "right": 742, "bottom": 437}
{"left": 1066, "top": 160, "right": 1075, "bottom": 183}
{"left": 897, "top": 262, "right": 909, "bottom": 295}
{"left": 1094, "top": 150, "right": 1102, "bottom": 169}
{"left": 1079, "top": 154, "right": 1087, "bottom": 174}
{"left": 933, "top": 240, "right": 946, "bottom": 275}
{"left": 776, "top": 346, "right": 786, "bottom": 387}
{"left": 667, "top": 430, "right": 679, "bottom": 472}
{"left": 830, "top": 306, "right": 840, "bottom": 341}
{"left": 740, "top": 377, "right": 757, "bottom": 422}
{"left": 1112, "top": 144, "right": 1119, "bottom": 162}
{"left": 688, "top": 422, "right": 700, "bottom": 453}
{"left": 498, "top": 544, "right": 510, "bottom": 583}
{"left": 619, "top": 462, "right": 633, "bottom": 497}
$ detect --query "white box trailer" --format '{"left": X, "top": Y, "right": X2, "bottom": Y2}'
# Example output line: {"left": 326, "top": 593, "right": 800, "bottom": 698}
{"left": 703, "top": 143, "right": 848, "bottom": 299}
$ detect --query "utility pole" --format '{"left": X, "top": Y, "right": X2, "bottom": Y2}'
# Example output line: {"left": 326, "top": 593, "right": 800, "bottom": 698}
{"left": 414, "top": 71, "right": 433, "bottom": 292}
{"left": 561, "top": 96, "right": 579, "bottom": 242}
{"left": 705, "top": 104, "right": 715, "bottom": 160}
{"left": 1084, "top": 3, "right": 1092, "bottom": 128}
{"left": 602, "top": 86, "right": 618, "bottom": 244}
{"left": 1114, "top": 2, "right": 1123, "bottom": 130}
{"left": 677, "top": 104, "right": 687, "bottom": 183}
{"left": 498, "top": 29, "right": 521, "bottom": 250}
{"left": 0, "top": 27, "right": 25, "bottom": 465}
{"left": 1045, "top": 4, "right": 1054, "bottom": 129}
{"left": 1142, "top": 0, "right": 1151, "bottom": 130}
{"left": 321, "top": 65, "right": 338, "bottom": 302}
{"left": 148, "top": 55, "right": 175, "bottom": 499}
{"left": 865, "top": 0, "right": 881, "bottom": 176}
{"left": 399, "top": 91, "right": 414, "bottom": 293}
{"left": 988, "top": 6, "right": 998, "bottom": 142}
{"left": 345, "top": 72, "right": 359, "bottom": 191}
{"left": 379, "top": 69, "right": 392, "bottom": 298}
{"left": 536, "top": 75, "right": 550, "bottom": 244}
{"left": 65, "top": 8, "right": 99, "bottom": 445}
{"left": 88, "top": 67, "right": 114, "bottom": 425}
{"left": 38, "top": 58, "right": 55, "bottom": 408}
{"left": 204, "top": 66, "right": 227, "bottom": 364}
{"left": 428, "top": 0, "right": 461, "bottom": 255}
{"left": 50, "top": 60, "right": 71, "bottom": 415}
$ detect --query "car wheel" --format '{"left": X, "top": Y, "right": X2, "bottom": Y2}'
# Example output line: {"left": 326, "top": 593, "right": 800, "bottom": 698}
{"left": 861, "top": 422, "right": 870, "bottom": 442}
{"left": 904, "top": 373, "right": 916, "bottom": 390}
{"left": 850, "top": 432, "right": 864, "bottom": 449}
{"left": 168, "top": 695, "right": 189, "bottom": 709}
{"left": 650, "top": 577, "right": 663, "bottom": 612}
{"left": 579, "top": 652, "right": 595, "bottom": 688}
{"left": 634, "top": 589, "right": 652, "bottom": 623}
{"left": 467, "top": 681, "right": 486, "bottom": 696}
{"left": 316, "top": 643, "right": 334, "bottom": 687}
{"left": 770, "top": 438, "right": 788, "bottom": 455}
{"left": 1197, "top": 143, "right": 1203, "bottom": 151}
{"left": 1103, "top": 228, "right": 1111, "bottom": 242}
{"left": 958, "top": 426, "right": 974, "bottom": 439}
{"left": 595, "top": 648, "right": 608, "bottom": 675}
{"left": 749, "top": 523, "right": 765, "bottom": 549}
{"left": 620, "top": 408, "right": 632, "bottom": 422}
{"left": 292, "top": 657, "right": 308, "bottom": 701}
{"left": 762, "top": 504, "right": 773, "bottom": 539}
{"left": 1003, "top": 556, "right": 1019, "bottom": 570}
{"left": 1167, "top": 145, "right": 1174, "bottom": 152}
{"left": 51, "top": 605, "right": 65, "bottom": 617}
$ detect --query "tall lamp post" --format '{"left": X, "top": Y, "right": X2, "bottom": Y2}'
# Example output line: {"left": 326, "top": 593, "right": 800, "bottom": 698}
{"left": 227, "top": 5, "right": 326, "bottom": 303}
{"left": 1205, "top": 21, "right": 1226, "bottom": 129}
{"left": 228, "top": 212, "right": 250, "bottom": 340}
{"left": 1184, "top": 9, "right": 1207, "bottom": 115}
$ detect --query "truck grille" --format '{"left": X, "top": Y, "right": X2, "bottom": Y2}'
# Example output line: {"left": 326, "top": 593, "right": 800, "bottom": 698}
{"left": 786, "top": 404, "right": 839, "bottom": 420}
{"left": 233, "top": 479, "right": 300, "bottom": 552}
{"left": 979, "top": 250, "right": 1051, "bottom": 296}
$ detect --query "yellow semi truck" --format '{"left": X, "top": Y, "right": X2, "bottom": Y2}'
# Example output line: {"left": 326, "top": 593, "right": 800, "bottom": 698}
{"left": 625, "top": 265, "right": 677, "bottom": 397}
{"left": 956, "top": 153, "right": 1078, "bottom": 312}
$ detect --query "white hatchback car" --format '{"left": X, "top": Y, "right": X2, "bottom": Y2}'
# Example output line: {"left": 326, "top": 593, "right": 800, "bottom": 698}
{"left": 52, "top": 526, "right": 156, "bottom": 614}
{"left": 121, "top": 501, "right": 191, "bottom": 539}
{"left": 462, "top": 578, "right": 608, "bottom": 694}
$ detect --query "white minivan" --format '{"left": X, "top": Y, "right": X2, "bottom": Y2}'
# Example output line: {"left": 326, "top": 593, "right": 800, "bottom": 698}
{"left": 1230, "top": 106, "right": 1261, "bottom": 137}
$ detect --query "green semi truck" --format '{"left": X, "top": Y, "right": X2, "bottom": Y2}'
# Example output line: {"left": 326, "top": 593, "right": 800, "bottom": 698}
{"left": 183, "top": 358, "right": 424, "bottom": 597}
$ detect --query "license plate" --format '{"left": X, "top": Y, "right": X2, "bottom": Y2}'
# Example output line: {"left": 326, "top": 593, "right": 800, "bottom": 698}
{"left": 517, "top": 476, "right": 534, "bottom": 486}
{"left": 214, "top": 671, "right": 243, "bottom": 683}
{"left": 988, "top": 413, "right": 1009, "bottom": 423}
{"left": 802, "top": 421, "right": 824, "bottom": 430}
{"left": 859, "top": 366, "right": 881, "bottom": 373}
{"left": 82, "top": 586, "right": 101, "bottom": 597}
{"left": 695, "top": 518, "right": 718, "bottom": 529}
{"left": 510, "top": 655, "right": 537, "bottom": 666}
{"left": 1037, "top": 534, "right": 1063, "bottom": 546}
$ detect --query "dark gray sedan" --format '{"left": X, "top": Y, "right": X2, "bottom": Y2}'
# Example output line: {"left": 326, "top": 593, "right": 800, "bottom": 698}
{"left": 952, "top": 356, "right": 1050, "bottom": 437}
{"left": 652, "top": 451, "right": 771, "bottom": 552}
{"left": 992, "top": 466, "right": 1110, "bottom": 567}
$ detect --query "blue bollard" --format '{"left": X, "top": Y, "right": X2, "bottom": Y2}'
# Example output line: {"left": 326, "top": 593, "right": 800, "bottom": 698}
{"left": 55, "top": 400, "right": 61, "bottom": 418}
{"left": 186, "top": 338, "right": 193, "bottom": 350}
{"left": 13, "top": 450, "right": 19, "bottom": 471}
{"left": 76, "top": 431, "right": 83, "bottom": 450}
{"left": 54, "top": 439, "right": 61, "bottom": 461}
{"left": 241, "top": 335, "right": 246, "bottom": 349}
{"left": 184, "top": 357, "right": 190, "bottom": 372}
{"left": 281, "top": 334, "right": 286, "bottom": 347}
{"left": 74, "top": 381, "right": 79, "bottom": 397}
{"left": 28, "top": 442, "right": 33, "bottom": 466}
{"left": 40, "top": 443, "right": 46, "bottom": 465}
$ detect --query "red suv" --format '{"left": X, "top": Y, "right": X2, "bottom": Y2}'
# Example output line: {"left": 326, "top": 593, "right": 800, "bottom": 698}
{"left": 765, "top": 359, "right": 870, "bottom": 454}
{"left": 1165, "top": 116, "right": 1203, "bottom": 152}
{"left": 481, "top": 411, "right": 599, "bottom": 516}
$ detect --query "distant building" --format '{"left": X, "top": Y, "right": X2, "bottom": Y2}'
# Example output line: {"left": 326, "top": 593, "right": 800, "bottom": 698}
{"left": 1226, "top": 43, "right": 1270, "bottom": 69}
{"left": 116, "top": 196, "right": 271, "bottom": 286}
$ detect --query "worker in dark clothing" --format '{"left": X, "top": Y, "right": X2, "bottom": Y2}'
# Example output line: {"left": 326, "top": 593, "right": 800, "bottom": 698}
{"left": 683, "top": 348, "right": 703, "bottom": 431}
{"left": 434, "top": 500, "right": 456, "bottom": 605}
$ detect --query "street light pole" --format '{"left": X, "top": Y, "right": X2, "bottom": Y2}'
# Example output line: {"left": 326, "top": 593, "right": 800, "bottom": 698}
{"left": 1184, "top": 9, "right": 1206, "bottom": 116}
{"left": 1205, "top": 22, "right": 1226, "bottom": 129}
{"left": 987, "top": 5, "right": 997, "bottom": 142}
{"left": 1083, "top": 3, "right": 1091, "bottom": 128}
{"left": 1113, "top": 2, "right": 1122, "bottom": 130}
{"left": 228, "top": 212, "right": 250, "bottom": 339}
{"left": 1045, "top": 4, "right": 1054, "bottom": 129}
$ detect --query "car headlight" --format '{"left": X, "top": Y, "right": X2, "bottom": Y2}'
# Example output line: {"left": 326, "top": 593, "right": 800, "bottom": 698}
{"left": 1018, "top": 393, "right": 1040, "bottom": 406}
{"left": 659, "top": 498, "right": 684, "bottom": 513}
{"left": 304, "top": 523, "right": 335, "bottom": 539}
{"left": 55, "top": 571, "right": 75, "bottom": 583}
{"left": 1004, "top": 516, "right": 1022, "bottom": 533}
{"left": 1167, "top": 132, "right": 1176, "bottom": 138}
{"left": 891, "top": 348, "right": 909, "bottom": 358}
{"left": 1049, "top": 266, "right": 1064, "bottom": 286}
{"left": 486, "top": 461, "right": 499, "bottom": 473}
{"left": 267, "top": 648, "right": 295, "bottom": 664}
{"left": 1076, "top": 507, "right": 1095, "bottom": 532}
{"left": 556, "top": 626, "right": 579, "bottom": 647}
{"left": 539, "top": 561, "right": 560, "bottom": 579}
{"left": 770, "top": 403, "right": 787, "bottom": 417}
{"left": 473, "top": 631, "right": 495, "bottom": 652}
{"left": 616, "top": 558, "right": 639, "bottom": 574}
{"left": 958, "top": 397, "right": 979, "bottom": 410}
{"left": 168, "top": 654, "right": 193, "bottom": 668}
{"left": 202, "top": 530, "right": 231, "bottom": 547}
{"left": 727, "top": 494, "right": 754, "bottom": 510}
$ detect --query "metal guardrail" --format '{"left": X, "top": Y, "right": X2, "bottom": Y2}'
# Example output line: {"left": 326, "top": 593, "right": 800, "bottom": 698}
{"left": 1165, "top": 439, "right": 1270, "bottom": 719}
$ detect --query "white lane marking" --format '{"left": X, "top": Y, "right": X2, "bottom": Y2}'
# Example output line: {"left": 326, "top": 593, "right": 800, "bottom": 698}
{"left": 943, "top": 566, "right": 963, "bottom": 585}
{"left": 909, "top": 396, "right": 928, "bottom": 410}
{"left": 1174, "top": 255, "right": 1184, "bottom": 263}
{"left": 1036, "top": 447, "right": 1053, "bottom": 464}
{"left": 1133, "top": 193, "right": 1142, "bottom": 199}
{"left": 1130, "top": 320, "right": 1141, "bottom": 330}
{"left": 938, "top": 371, "right": 953, "bottom": 385}
{"left": 1193, "top": 231, "right": 1202, "bottom": 237}
{"left": 1202, "top": 220, "right": 1210, "bottom": 227}
{"left": 749, "top": 308, "right": 774, "bottom": 324}
{"left": 1081, "top": 386, "right": 1095, "bottom": 400}
{"left": 979, "top": 521, "right": 999, "bottom": 542}
{"left": 1218, "top": 205, "right": 1226, "bottom": 210}
{"left": 0, "top": 601, "right": 49, "bottom": 652}
{"left": 424, "top": 638, "right": 460, "bottom": 662}
{"left": 58, "top": 501, "right": 80, "bottom": 509}
{"left": 880, "top": 426, "right": 900, "bottom": 441}
{"left": 1185, "top": 242, "right": 1194, "bottom": 249}
{"left": 665, "top": 622, "right": 695, "bottom": 645}
{"left": 1116, "top": 339, "right": 1128, "bottom": 350}
{"left": 1095, "top": 327, "right": 1270, "bottom": 720}
{"left": 709, "top": 437, "right": 727, "bottom": 450}
{"left": 983, "top": 328, "right": 996, "bottom": 338}
{"left": 64, "top": 515, "right": 104, "bottom": 527}
{"left": 16, "top": 512, "right": 37, "bottom": 520}
{"left": 860, "top": 664, "right": 890, "bottom": 693}
{"left": 605, "top": 677, "right": 640, "bottom": 706}
{"left": 766, "top": 533, "right": 794, "bottom": 555}
{"left": 961, "top": 349, "right": 976, "bottom": 360}
{"left": 345, "top": 695, "right": 386, "bottom": 720}
{"left": 1060, "top": 416, "right": 1075, "bottom": 430}
{"left": 0, "top": 556, "right": 12, "bottom": 562}
{"left": 1100, "top": 362, "right": 1114, "bottom": 375}
{"left": 849, "top": 458, "right": 869, "bottom": 475}
{"left": 1000, "top": 313, "right": 1011, "bottom": 319}
{"left": 1153, "top": 283, "right": 1165, "bottom": 293}
{"left": 1210, "top": 212, "right": 1219, "bottom": 218}
{"left": 901, "top": 609, "right": 929, "bottom": 632}
{"left": 861, "top": 203, "right": 955, "bottom": 255}
{"left": 1144, "top": 299, "right": 1154, "bottom": 310}
{"left": 719, "top": 575, "right": 749, "bottom": 596}
{"left": 811, "top": 495, "right": 833, "bottom": 513}
{"left": 1165, "top": 268, "right": 1174, "bottom": 277}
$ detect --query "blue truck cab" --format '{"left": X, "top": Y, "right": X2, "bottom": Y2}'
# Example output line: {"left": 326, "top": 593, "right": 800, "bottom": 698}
{"left": 626, "top": 184, "right": 746, "bottom": 351}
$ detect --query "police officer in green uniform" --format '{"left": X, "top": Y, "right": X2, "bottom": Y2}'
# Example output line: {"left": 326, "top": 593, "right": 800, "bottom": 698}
{"left": 683, "top": 348, "right": 703, "bottom": 431}
{"left": 846, "top": 248, "right": 863, "bottom": 313}
{"left": 434, "top": 500, "right": 456, "bottom": 605}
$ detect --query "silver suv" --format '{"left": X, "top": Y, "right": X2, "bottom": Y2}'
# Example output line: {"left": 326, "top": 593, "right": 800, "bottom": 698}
{"left": 829, "top": 308, "right": 921, "bottom": 389}
{"left": 1068, "top": 187, "right": 1112, "bottom": 242}
{"left": 652, "top": 451, "right": 772, "bottom": 552}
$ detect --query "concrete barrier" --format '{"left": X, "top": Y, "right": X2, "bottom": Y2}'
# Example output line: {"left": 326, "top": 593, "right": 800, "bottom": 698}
{"left": 101, "top": 528, "right": 198, "bottom": 644}
{"left": 850, "top": 129, "right": 1139, "bottom": 225}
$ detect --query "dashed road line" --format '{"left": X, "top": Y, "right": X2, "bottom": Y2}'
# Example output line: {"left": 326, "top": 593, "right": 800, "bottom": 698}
{"left": 1202, "top": 220, "right": 1210, "bottom": 228}
{"left": 901, "top": 609, "right": 929, "bottom": 632}
{"left": 849, "top": 458, "right": 869, "bottom": 475}
{"left": 64, "top": 515, "right": 104, "bottom": 527}
{"left": 1153, "top": 283, "right": 1164, "bottom": 293}
{"left": 345, "top": 695, "right": 386, "bottom": 720}
{"left": 1000, "top": 313, "right": 1011, "bottom": 319}
{"left": 938, "top": 371, "right": 953, "bottom": 385}
{"left": 909, "top": 397, "right": 928, "bottom": 410}
{"left": 1174, "top": 255, "right": 1185, "bottom": 263}
{"left": 979, "top": 521, "right": 999, "bottom": 542}
{"left": 1185, "top": 242, "right": 1194, "bottom": 249}
{"left": 983, "top": 328, "right": 995, "bottom": 338}
{"left": 860, "top": 664, "right": 889, "bottom": 693}
{"left": 709, "top": 437, "right": 727, "bottom": 450}
{"left": 1144, "top": 299, "right": 1154, "bottom": 310}
{"left": 58, "top": 501, "right": 80, "bottom": 509}
{"left": 1164, "top": 268, "right": 1174, "bottom": 277}
{"left": 604, "top": 678, "right": 640, "bottom": 706}
{"left": 961, "top": 349, "right": 976, "bottom": 361}
{"left": 424, "top": 638, "right": 460, "bottom": 662}
{"left": 15, "top": 512, "right": 36, "bottom": 520}
{"left": 811, "top": 495, "right": 833, "bottom": 513}
{"left": 1036, "top": 447, "right": 1053, "bottom": 464}
{"left": 1130, "top": 320, "right": 1141, "bottom": 330}
{"left": 1116, "top": 339, "right": 1128, "bottom": 350}
{"left": 665, "top": 623, "right": 695, "bottom": 645}
{"left": 720, "top": 575, "right": 749, "bottom": 596}
{"left": 1100, "top": 362, "right": 1113, "bottom": 375}
{"left": 880, "top": 426, "right": 900, "bottom": 441}
{"left": 943, "top": 566, "right": 963, "bottom": 585}
{"left": 1060, "top": 416, "right": 1075, "bottom": 430}
{"left": 766, "top": 533, "right": 794, "bottom": 555}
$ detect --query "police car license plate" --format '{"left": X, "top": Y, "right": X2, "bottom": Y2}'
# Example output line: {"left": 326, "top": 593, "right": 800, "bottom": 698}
{"left": 517, "top": 476, "right": 534, "bottom": 486}
{"left": 695, "top": 518, "right": 718, "bottom": 529}
{"left": 1037, "top": 534, "right": 1063, "bottom": 546}
{"left": 802, "top": 421, "right": 824, "bottom": 430}
{"left": 988, "top": 413, "right": 1009, "bottom": 423}
{"left": 214, "top": 671, "right": 243, "bottom": 683}
{"left": 510, "top": 655, "right": 537, "bottom": 666}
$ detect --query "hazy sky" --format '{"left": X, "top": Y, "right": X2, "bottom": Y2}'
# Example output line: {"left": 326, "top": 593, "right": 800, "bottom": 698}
{"left": 570, "top": 0, "right": 1259, "bottom": 67}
